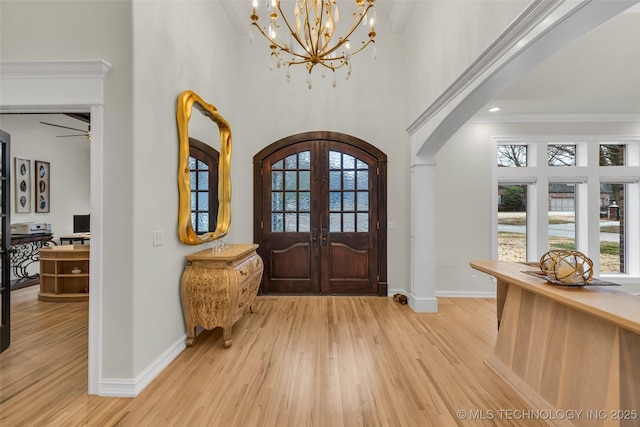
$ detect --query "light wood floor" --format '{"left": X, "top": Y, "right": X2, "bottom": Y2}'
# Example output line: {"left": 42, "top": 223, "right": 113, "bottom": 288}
{"left": 1, "top": 286, "right": 545, "bottom": 426}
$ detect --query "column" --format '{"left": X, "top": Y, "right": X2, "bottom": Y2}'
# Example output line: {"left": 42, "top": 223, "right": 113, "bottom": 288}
{"left": 410, "top": 155, "right": 438, "bottom": 313}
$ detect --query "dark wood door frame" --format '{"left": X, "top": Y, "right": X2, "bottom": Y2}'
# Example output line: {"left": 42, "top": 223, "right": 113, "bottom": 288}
{"left": 253, "top": 131, "right": 387, "bottom": 296}
{"left": 1, "top": 129, "right": 11, "bottom": 353}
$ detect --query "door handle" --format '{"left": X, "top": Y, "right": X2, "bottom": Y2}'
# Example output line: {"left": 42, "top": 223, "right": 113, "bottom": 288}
{"left": 312, "top": 228, "right": 318, "bottom": 246}
{"left": 321, "top": 228, "right": 327, "bottom": 247}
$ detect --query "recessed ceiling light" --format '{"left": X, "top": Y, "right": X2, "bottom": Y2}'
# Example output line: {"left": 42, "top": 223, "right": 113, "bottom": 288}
{"left": 489, "top": 107, "right": 501, "bottom": 113}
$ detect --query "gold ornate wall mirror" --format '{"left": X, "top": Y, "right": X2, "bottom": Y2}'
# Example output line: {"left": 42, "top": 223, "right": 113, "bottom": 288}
{"left": 176, "top": 90, "right": 231, "bottom": 244}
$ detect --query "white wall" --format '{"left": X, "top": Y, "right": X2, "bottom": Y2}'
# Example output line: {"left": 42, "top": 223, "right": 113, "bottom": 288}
{"left": 130, "top": 0, "right": 241, "bottom": 376}
{"left": 1, "top": 0, "right": 135, "bottom": 380}
{"left": 130, "top": 0, "right": 412, "bottom": 375}
{"left": 402, "top": 0, "right": 531, "bottom": 123}
{"left": 435, "top": 120, "right": 640, "bottom": 296}
{"left": 234, "top": 1, "right": 410, "bottom": 294}
{"left": 0, "top": 114, "right": 90, "bottom": 235}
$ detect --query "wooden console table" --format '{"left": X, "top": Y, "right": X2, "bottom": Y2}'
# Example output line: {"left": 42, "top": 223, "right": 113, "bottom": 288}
{"left": 181, "top": 244, "right": 263, "bottom": 348}
{"left": 471, "top": 260, "right": 639, "bottom": 427}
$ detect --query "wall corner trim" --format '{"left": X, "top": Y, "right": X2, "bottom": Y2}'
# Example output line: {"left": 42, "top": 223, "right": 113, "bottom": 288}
{"left": 98, "top": 336, "right": 186, "bottom": 397}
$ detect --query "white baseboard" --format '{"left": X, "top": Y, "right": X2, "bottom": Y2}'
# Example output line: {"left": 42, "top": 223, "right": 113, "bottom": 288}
{"left": 408, "top": 293, "right": 438, "bottom": 313}
{"left": 98, "top": 335, "right": 186, "bottom": 397}
{"left": 436, "top": 290, "right": 497, "bottom": 298}
{"left": 387, "top": 288, "right": 408, "bottom": 297}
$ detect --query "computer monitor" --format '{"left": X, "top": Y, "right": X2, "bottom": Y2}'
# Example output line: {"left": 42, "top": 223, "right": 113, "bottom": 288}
{"left": 73, "top": 214, "right": 90, "bottom": 233}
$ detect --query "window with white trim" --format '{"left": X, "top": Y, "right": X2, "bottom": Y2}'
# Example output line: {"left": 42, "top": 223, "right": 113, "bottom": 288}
{"left": 495, "top": 138, "right": 640, "bottom": 282}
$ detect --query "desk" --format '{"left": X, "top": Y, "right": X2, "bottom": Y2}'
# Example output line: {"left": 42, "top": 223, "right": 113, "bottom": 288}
{"left": 471, "top": 260, "right": 639, "bottom": 427}
{"left": 59, "top": 233, "right": 90, "bottom": 245}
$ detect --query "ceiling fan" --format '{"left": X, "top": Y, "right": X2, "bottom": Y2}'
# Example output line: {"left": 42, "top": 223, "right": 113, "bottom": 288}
{"left": 40, "top": 121, "right": 91, "bottom": 140}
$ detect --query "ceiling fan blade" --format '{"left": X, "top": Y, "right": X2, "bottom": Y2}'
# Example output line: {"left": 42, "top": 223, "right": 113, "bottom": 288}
{"left": 40, "top": 121, "right": 87, "bottom": 133}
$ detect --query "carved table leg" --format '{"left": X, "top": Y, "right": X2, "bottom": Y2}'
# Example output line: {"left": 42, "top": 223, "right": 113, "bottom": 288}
{"left": 223, "top": 328, "right": 232, "bottom": 348}
{"left": 185, "top": 325, "right": 196, "bottom": 347}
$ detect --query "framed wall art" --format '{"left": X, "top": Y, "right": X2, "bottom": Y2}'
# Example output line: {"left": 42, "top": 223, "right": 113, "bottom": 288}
{"left": 35, "top": 160, "right": 50, "bottom": 213}
{"left": 14, "top": 157, "right": 31, "bottom": 213}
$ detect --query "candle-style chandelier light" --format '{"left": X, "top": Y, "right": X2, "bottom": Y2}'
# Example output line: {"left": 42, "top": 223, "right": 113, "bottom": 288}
{"left": 250, "top": 0, "right": 377, "bottom": 88}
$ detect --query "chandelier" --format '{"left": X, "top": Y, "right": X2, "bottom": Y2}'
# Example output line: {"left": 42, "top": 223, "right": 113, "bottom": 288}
{"left": 250, "top": 0, "right": 377, "bottom": 88}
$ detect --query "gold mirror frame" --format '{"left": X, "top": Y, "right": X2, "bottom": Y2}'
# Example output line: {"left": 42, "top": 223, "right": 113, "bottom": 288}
{"left": 176, "top": 90, "right": 232, "bottom": 244}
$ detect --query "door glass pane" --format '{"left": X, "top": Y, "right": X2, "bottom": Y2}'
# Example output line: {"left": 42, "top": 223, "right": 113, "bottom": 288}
{"left": 273, "top": 159, "right": 283, "bottom": 169}
{"left": 285, "top": 154, "right": 297, "bottom": 169}
{"left": 285, "top": 213, "right": 297, "bottom": 232}
{"left": 299, "top": 213, "right": 310, "bottom": 232}
{"left": 343, "top": 170, "right": 355, "bottom": 190}
{"left": 299, "top": 171, "right": 311, "bottom": 190}
{"left": 198, "top": 171, "right": 208, "bottom": 190}
{"left": 272, "top": 213, "right": 283, "bottom": 232}
{"left": 329, "top": 213, "right": 341, "bottom": 232}
{"left": 198, "top": 191, "right": 208, "bottom": 210}
{"left": 329, "top": 192, "right": 341, "bottom": 211}
{"left": 329, "top": 151, "right": 341, "bottom": 169}
{"left": 343, "top": 154, "right": 355, "bottom": 169}
{"left": 600, "top": 183, "right": 626, "bottom": 273}
{"left": 188, "top": 156, "right": 196, "bottom": 169}
{"left": 197, "top": 213, "right": 208, "bottom": 233}
{"left": 190, "top": 171, "right": 196, "bottom": 190}
{"left": 548, "top": 183, "right": 576, "bottom": 251}
{"left": 197, "top": 160, "right": 207, "bottom": 170}
{"left": 272, "top": 192, "right": 283, "bottom": 211}
{"left": 299, "top": 192, "right": 311, "bottom": 211}
{"left": 285, "top": 171, "right": 297, "bottom": 190}
{"left": 285, "top": 192, "right": 297, "bottom": 211}
{"left": 357, "top": 192, "right": 368, "bottom": 211}
{"left": 329, "top": 171, "right": 341, "bottom": 190}
{"left": 357, "top": 171, "right": 368, "bottom": 190}
{"left": 343, "top": 213, "right": 355, "bottom": 232}
{"left": 190, "top": 192, "right": 196, "bottom": 210}
{"left": 497, "top": 184, "right": 527, "bottom": 262}
{"left": 272, "top": 171, "right": 283, "bottom": 190}
{"left": 299, "top": 151, "right": 311, "bottom": 169}
{"left": 343, "top": 192, "right": 355, "bottom": 211}
{"left": 357, "top": 213, "right": 369, "bottom": 232}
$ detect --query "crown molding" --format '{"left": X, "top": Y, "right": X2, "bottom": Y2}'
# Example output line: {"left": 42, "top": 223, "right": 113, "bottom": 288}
{"left": 0, "top": 59, "right": 112, "bottom": 79}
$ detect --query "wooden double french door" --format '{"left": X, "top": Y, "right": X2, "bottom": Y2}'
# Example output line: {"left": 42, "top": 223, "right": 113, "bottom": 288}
{"left": 254, "top": 132, "right": 387, "bottom": 295}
